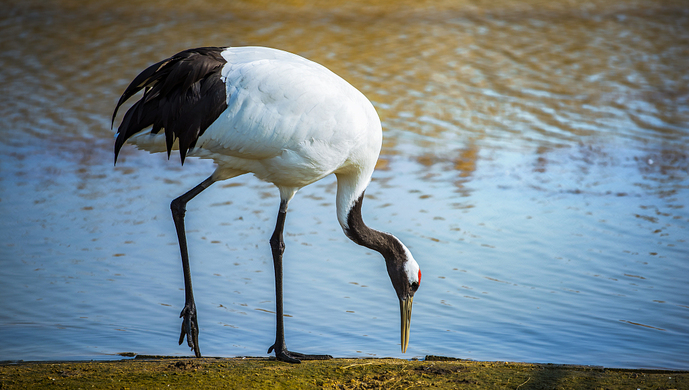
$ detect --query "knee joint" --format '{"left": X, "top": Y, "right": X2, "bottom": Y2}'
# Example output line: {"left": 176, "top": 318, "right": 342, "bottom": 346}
{"left": 270, "top": 235, "right": 285, "bottom": 255}
{"left": 170, "top": 198, "right": 186, "bottom": 218}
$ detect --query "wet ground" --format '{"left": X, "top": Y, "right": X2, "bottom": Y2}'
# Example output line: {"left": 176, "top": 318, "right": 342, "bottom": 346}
{"left": 2, "top": 356, "right": 688, "bottom": 390}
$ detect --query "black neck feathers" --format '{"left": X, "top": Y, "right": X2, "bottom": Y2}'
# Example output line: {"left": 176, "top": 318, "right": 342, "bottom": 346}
{"left": 345, "top": 193, "right": 405, "bottom": 263}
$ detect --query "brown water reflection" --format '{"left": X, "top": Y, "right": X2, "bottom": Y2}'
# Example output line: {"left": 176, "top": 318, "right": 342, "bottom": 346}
{"left": 5, "top": 0, "right": 688, "bottom": 148}
{"left": 1, "top": 0, "right": 688, "bottom": 367}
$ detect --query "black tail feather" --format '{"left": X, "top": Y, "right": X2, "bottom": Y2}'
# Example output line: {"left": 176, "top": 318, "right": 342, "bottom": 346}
{"left": 112, "top": 47, "right": 229, "bottom": 165}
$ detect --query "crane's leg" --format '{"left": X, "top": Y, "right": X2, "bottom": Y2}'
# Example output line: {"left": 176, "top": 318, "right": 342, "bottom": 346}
{"left": 267, "top": 200, "right": 332, "bottom": 363}
{"left": 170, "top": 175, "right": 216, "bottom": 358}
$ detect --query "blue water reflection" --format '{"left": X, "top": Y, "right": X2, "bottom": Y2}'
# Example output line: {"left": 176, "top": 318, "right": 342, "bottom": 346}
{"left": 1, "top": 0, "right": 687, "bottom": 369}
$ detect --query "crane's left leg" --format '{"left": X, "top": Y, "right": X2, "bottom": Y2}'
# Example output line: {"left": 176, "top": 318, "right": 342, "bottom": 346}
{"left": 171, "top": 175, "right": 216, "bottom": 358}
{"left": 267, "top": 200, "right": 333, "bottom": 363}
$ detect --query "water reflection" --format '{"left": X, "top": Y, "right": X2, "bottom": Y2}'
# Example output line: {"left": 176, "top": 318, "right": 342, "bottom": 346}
{"left": 1, "top": 0, "right": 687, "bottom": 368}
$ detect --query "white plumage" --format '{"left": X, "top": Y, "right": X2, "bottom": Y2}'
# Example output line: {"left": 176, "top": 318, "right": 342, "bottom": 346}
{"left": 113, "top": 46, "right": 420, "bottom": 363}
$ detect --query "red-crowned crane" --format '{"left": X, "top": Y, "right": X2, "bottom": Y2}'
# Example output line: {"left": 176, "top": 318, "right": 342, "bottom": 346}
{"left": 112, "top": 46, "right": 421, "bottom": 363}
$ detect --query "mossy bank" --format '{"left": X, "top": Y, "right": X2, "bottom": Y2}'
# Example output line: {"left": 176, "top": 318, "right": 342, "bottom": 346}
{"left": 1, "top": 355, "right": 686, "bottom": 389}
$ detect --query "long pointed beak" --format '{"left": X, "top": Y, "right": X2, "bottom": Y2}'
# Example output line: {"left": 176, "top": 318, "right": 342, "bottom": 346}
{"left": 399, "top": 296, "right": 413, "bottom": 353}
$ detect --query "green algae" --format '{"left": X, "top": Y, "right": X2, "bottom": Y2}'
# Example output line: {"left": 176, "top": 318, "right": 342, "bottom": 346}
{"left": 1, "top": 356, "right": 686, "bottom": 389}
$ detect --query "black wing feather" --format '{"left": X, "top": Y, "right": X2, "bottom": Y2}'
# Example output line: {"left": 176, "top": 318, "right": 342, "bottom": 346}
{"left": 113, "top": 47, "right": 229, "bottom": 164}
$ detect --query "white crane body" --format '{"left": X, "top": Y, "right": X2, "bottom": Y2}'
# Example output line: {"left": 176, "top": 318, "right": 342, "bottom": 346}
{"left": 113, "top": 46, "right": 419, "bottom": 363}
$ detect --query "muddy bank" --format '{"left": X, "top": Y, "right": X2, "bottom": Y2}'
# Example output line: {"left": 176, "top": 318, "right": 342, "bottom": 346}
{"left": 1, "top": 355, "right": 686, "bottom": 389}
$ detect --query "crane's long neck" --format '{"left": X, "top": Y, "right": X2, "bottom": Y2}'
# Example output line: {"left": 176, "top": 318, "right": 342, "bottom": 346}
{"left": 336, "top": 172, "right": 397, "bottom": 257}
{"left": 343, "top": 193, "right": 397, "bottom": 257}
{"left": 336, "top": 171, "right": 420, "bottom": 303}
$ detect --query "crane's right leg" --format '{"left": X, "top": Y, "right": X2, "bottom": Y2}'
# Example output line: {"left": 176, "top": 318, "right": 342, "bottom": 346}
{"left": 170, "top": 175, "right": 216, "bottom": 358}
{"left": 267, "top": 200, "right": 333, "bottom": 363}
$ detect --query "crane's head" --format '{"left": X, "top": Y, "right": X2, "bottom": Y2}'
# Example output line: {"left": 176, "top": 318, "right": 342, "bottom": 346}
{"left": 385, "top": 240, "right": 421, "bottom": 353}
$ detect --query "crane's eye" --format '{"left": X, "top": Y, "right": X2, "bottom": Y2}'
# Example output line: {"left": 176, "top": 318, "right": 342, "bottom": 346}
{"left": 411, "top": 282, "right": 419, "bottom": 292}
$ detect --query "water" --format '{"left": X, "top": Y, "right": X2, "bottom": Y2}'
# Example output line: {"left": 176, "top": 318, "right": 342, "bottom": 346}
{"left": 1, "top": 0, "right": 688, "bottom": 369}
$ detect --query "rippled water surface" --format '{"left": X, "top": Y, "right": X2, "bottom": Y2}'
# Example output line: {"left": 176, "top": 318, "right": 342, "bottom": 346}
{"left": 1, "top": 0, "right": 688, "bottom": 369}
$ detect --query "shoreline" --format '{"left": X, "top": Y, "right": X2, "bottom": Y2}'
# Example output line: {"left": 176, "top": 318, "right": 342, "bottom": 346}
{"left": 2, "top": 355, "right": 687, "bottom": 389}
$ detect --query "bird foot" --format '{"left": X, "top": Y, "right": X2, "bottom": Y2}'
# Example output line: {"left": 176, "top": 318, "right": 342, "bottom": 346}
{"left": 267, "top": 344, "right": 332, "bottom": 363}
{"left": 179, "top": 302, "right": 201, "bottom": 358}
